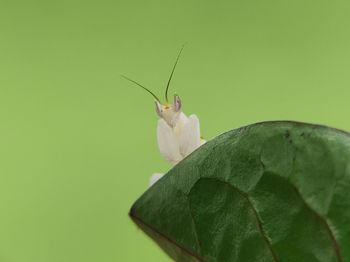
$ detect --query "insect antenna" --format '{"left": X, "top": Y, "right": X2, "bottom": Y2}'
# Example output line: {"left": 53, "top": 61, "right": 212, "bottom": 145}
{"left": 165, "top": 45, "right": 185, "bottom": 103}
{"left": 121, "top": 75, "right": 161, "bottom": 102}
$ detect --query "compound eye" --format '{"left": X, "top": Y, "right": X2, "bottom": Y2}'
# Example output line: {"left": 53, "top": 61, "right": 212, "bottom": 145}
{"left": 174, "top": 95, "right": 181, "bottom": 112}
{"left": 155, "top": 101, "right": 163, "bottom": 117}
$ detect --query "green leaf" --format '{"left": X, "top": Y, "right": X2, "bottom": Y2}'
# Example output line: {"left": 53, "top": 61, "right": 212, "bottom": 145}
{"left": 130, "top": 121, "right": 350, "bottom": 262}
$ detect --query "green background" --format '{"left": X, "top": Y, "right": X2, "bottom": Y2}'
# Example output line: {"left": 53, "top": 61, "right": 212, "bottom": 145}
{"left": 0, "top": 0, "right": 350, "bottom": 261}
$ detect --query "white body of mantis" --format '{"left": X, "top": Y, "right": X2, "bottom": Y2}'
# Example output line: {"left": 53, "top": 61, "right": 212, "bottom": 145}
{"left": 156, "top": 97, "right": 203, "bottom": 165}
{"left": 123, "top": 47, "right": 205, "bottom": 186}
{"left": 151, "top": 96, "right": 205, "bottom": 185}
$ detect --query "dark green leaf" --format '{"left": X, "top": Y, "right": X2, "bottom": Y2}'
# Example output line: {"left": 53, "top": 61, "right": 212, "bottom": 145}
{"left": 130, "top": 121, "right": 350, "bottom": 262}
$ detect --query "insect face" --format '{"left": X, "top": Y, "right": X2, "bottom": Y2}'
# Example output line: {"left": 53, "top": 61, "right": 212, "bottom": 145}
{"left": 155, "top": 95, "right": 182, "bottom": 127}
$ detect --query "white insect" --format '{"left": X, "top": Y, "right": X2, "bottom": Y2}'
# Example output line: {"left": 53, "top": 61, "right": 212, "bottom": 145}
{"left": 122, "top": 47, "right": 205, "bottom": 186}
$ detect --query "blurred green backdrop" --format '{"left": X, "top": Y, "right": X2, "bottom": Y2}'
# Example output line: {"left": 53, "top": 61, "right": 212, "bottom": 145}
{"left": 1, "top": 0, "right": 350, "bottom": 261}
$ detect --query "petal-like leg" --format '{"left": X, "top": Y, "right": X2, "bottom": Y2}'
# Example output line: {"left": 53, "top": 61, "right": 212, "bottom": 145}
{"left": 179, "top": 114, "right": 201, "bottom": 157}
{"left": 157, "top": 119, "right": 182, "bottom": 165}
{"left": 149, "top": 173, "right": 164, "bottom": 187}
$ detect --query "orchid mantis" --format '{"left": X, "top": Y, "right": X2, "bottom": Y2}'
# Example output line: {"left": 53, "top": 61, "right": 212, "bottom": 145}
{"left": 122, "top": 47, "right": 205, "bottom": 186}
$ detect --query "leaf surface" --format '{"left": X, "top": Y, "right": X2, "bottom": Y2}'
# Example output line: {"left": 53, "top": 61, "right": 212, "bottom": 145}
{"left": 130, "top": 121, "right": 350, "bottom": 262}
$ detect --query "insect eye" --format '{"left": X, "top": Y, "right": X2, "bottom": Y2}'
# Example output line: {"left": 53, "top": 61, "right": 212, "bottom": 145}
{"left": 155, "top": 101, "right": 163, "bottom": 117}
